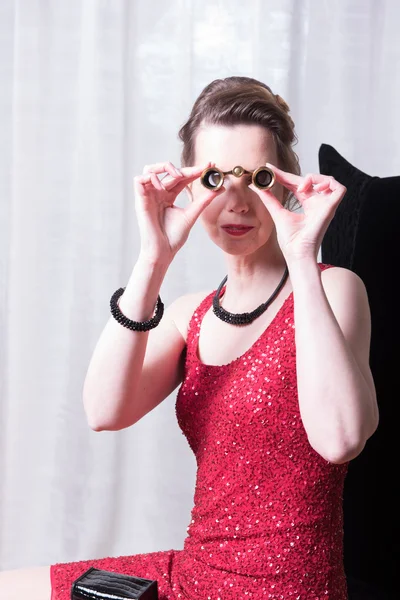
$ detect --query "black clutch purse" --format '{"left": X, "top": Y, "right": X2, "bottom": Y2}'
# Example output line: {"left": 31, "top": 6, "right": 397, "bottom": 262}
{"left": 71, "top": 567, "right": 159, "bottom": 600}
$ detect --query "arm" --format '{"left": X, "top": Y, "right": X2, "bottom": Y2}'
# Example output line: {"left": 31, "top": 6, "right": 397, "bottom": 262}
{"left": 83, "top": 255, "right": 207, "bottom": 431}
{"left": 249, "top": 164, "right": 379, "bottom": 464}
{"left": 83, "top": 160, "right": 224, "bottom": 431}
{"left": 291, "top": 260, "right": 378, "bottom": 463}
{"left": 83, "top": 256, "right": 184, "bottom": 431}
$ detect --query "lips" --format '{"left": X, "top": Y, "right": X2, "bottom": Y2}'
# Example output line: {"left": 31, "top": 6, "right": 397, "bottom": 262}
{"left": 221, "top": 225, "right": 254, "bottom": 236}
{"left": 222, "top": 223, "right": 253, "bottom": 229}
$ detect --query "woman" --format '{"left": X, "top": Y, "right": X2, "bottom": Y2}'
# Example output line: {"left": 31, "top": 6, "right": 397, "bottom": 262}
{"left": 0, "top": 76, "right": 378, "bottom": 600}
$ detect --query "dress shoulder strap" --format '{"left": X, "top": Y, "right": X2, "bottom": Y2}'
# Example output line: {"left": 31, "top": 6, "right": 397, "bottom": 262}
{"left": 185, "top": 290, "right": 215, "bottom": 359}
{"left": 318, "top": 262, "right": 336, "bottom": 273}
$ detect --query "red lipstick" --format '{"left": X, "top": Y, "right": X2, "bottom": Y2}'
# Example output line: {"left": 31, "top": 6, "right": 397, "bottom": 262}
{"left": 221, "top": 224, "right": 254, "bottom": 237}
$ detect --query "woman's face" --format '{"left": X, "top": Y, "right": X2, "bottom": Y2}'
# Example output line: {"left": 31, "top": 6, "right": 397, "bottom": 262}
{"left": 190, "top": 123, "right": 284, "bottom": 257}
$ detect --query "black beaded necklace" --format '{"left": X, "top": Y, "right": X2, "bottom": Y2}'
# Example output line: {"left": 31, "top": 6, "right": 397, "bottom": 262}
{"left": 212, "top": 265, "right": 289, "bottom": 326}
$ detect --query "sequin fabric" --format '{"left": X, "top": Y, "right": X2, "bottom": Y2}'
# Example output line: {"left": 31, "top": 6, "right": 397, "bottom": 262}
{"left": 51, "top": 263, "right": 348, "bottom": 599}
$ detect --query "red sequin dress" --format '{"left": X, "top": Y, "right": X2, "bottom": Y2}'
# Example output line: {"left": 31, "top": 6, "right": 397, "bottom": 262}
{"left": 51, "top": 263, "right": 348, "bottom": 599}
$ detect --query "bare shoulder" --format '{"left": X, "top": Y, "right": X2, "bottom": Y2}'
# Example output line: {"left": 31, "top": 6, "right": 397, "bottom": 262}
{"left": 168, "top": 289, "right": 212, "bottom": 341}
{"left": 320, "top": 265, "right": 370, "bottom": 333}
{"left": 320, "top": 265, "right": 368, "bottom": 303}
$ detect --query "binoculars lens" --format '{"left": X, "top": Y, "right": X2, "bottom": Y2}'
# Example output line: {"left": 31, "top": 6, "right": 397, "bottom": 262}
{"left": 253, "top": 168, "right": 273, "bottom": 189}
{"left": 200, "top": 165, "right": 274, "bottom": 191}
{"left": 201, "top": 169, "right": 224, "bottom": 190}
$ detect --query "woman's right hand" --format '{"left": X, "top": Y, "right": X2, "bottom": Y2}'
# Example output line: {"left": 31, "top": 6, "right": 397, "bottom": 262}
{"left": 133, "top": 161, "right": 224, "bottom": 265}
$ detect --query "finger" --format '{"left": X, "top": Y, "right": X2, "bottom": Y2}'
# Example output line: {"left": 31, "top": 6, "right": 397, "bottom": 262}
{"left": 143, "top": 161, "right": 183, "bottom": 178}
{"left": 313, "top": 181, "right": 332, "bottom": 193}
{"left": 329, "top": 183, "right": 347, "bottom": 203}
{"left": 177, "top": 162, "right": 214, "bottom": 179}
{"left": 183, "top": 186, "right": 225, "bottom": 226}
{"left": 249, "top": 184, "right": 285, "bottom": 220}
{"left": 300, "top": 173, "right": 338, "bottom": 189}
{"left": 164, "top": 176, "right": 201, "bottom": 197}
{"left": 133, "top": 173, "right": 158, "bottom": 196}
{"left": 267, "top": 166, "right": 340, "bottom": 195}
{"left": 310, "top": 176, "right": 344, "bottom": 197}
{"left": 136, "top": 162, "right": 215, "bottom": 198}
{"left": 133, "top": 175, "right": 146, "bottom": 197}
{"left": 135, "top": 173, "right": 157, "bottom": 186}
{"left": 297, "top": 174, "right": 314, "bottom": 194}
{"left": 159, "top": 162, "right": 214, "bottom": 191}
{"left": 150, "top": 172, "right": 165, "bottom": 191}
{"left": 134, "top": 164, "right": 213, "bottom": 206}
{"left": 136, "top": 171, "right": 182, "bottom": 192}
{"left": 265, "top": 162, "right": 303, "bottom": 191}
{"left": 136, "top": 169, "right": 179, "bottom": 188}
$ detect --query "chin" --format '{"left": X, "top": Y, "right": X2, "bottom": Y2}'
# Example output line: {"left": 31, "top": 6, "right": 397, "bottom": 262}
{"left": 213, "top": 234, "right": 269, "bottom": 256}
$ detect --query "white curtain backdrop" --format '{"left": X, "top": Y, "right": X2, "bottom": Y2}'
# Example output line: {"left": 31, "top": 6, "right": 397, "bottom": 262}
{"left": 0, "top": 0, "right": 399, "bottom": 570}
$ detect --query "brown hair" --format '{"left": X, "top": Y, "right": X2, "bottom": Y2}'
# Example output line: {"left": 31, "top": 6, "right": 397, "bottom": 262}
{"left": 178, "top": 76, "right": 300, "bottom": 210}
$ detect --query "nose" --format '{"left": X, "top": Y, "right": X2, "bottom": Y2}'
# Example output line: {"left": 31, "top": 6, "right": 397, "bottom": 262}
{"left": 223, "top": 176, "right": 252, "bottom": 213}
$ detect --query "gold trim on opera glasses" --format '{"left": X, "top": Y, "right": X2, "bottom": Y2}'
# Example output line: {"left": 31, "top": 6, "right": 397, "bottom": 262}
{"left": 200, "top": 165, "right": 275, "bottom": 191}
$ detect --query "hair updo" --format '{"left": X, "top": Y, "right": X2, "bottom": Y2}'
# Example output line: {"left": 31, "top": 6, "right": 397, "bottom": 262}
{"left": 178, "top": 76, "right": 300, "bottom": 210}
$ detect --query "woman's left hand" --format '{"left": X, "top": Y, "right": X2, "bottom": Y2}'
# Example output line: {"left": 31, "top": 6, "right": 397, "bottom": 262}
{"left": 250, "top": 163, "right": 346, "bottom": 265}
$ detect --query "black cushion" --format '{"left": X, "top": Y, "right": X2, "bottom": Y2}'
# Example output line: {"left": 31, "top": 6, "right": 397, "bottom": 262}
{"left": 319, "top": 144, "right": 399, "bottom": 598}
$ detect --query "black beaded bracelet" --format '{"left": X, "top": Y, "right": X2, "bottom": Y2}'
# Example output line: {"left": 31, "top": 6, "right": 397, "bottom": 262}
{"left": 110, "top": 288, "right": 164, "bottom": 331}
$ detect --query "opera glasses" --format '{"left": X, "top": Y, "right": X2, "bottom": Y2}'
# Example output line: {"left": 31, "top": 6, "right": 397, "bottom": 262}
{"left": 200, "top": 164, "right": 275, "bottom": 191}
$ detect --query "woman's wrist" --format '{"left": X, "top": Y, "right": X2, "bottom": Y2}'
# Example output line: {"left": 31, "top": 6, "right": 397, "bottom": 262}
{"left": 137, "top": 252, "right": 172, "bottom": 275}
{"left": 116, "top": 257, "right": 169, "bottom": 322}
{"left": 287, "top": 256, "right": 322, "bottom": 293}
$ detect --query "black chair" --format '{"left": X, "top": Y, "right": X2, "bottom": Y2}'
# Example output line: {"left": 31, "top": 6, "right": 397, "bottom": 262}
{"left": 319, "top": 144, "right": 399, "bottom": 600}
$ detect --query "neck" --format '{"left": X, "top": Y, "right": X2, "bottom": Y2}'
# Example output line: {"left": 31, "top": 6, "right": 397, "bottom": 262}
{"left": 219, "top": 234, "right": 290, "bottom": 313}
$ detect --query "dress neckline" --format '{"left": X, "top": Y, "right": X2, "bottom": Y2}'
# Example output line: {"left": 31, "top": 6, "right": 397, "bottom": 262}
{"left": 190, "top": 262, "right": 332, "bottom": 369}
{"left": 193, "top": 289, "right": 294, "bottom": 369}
